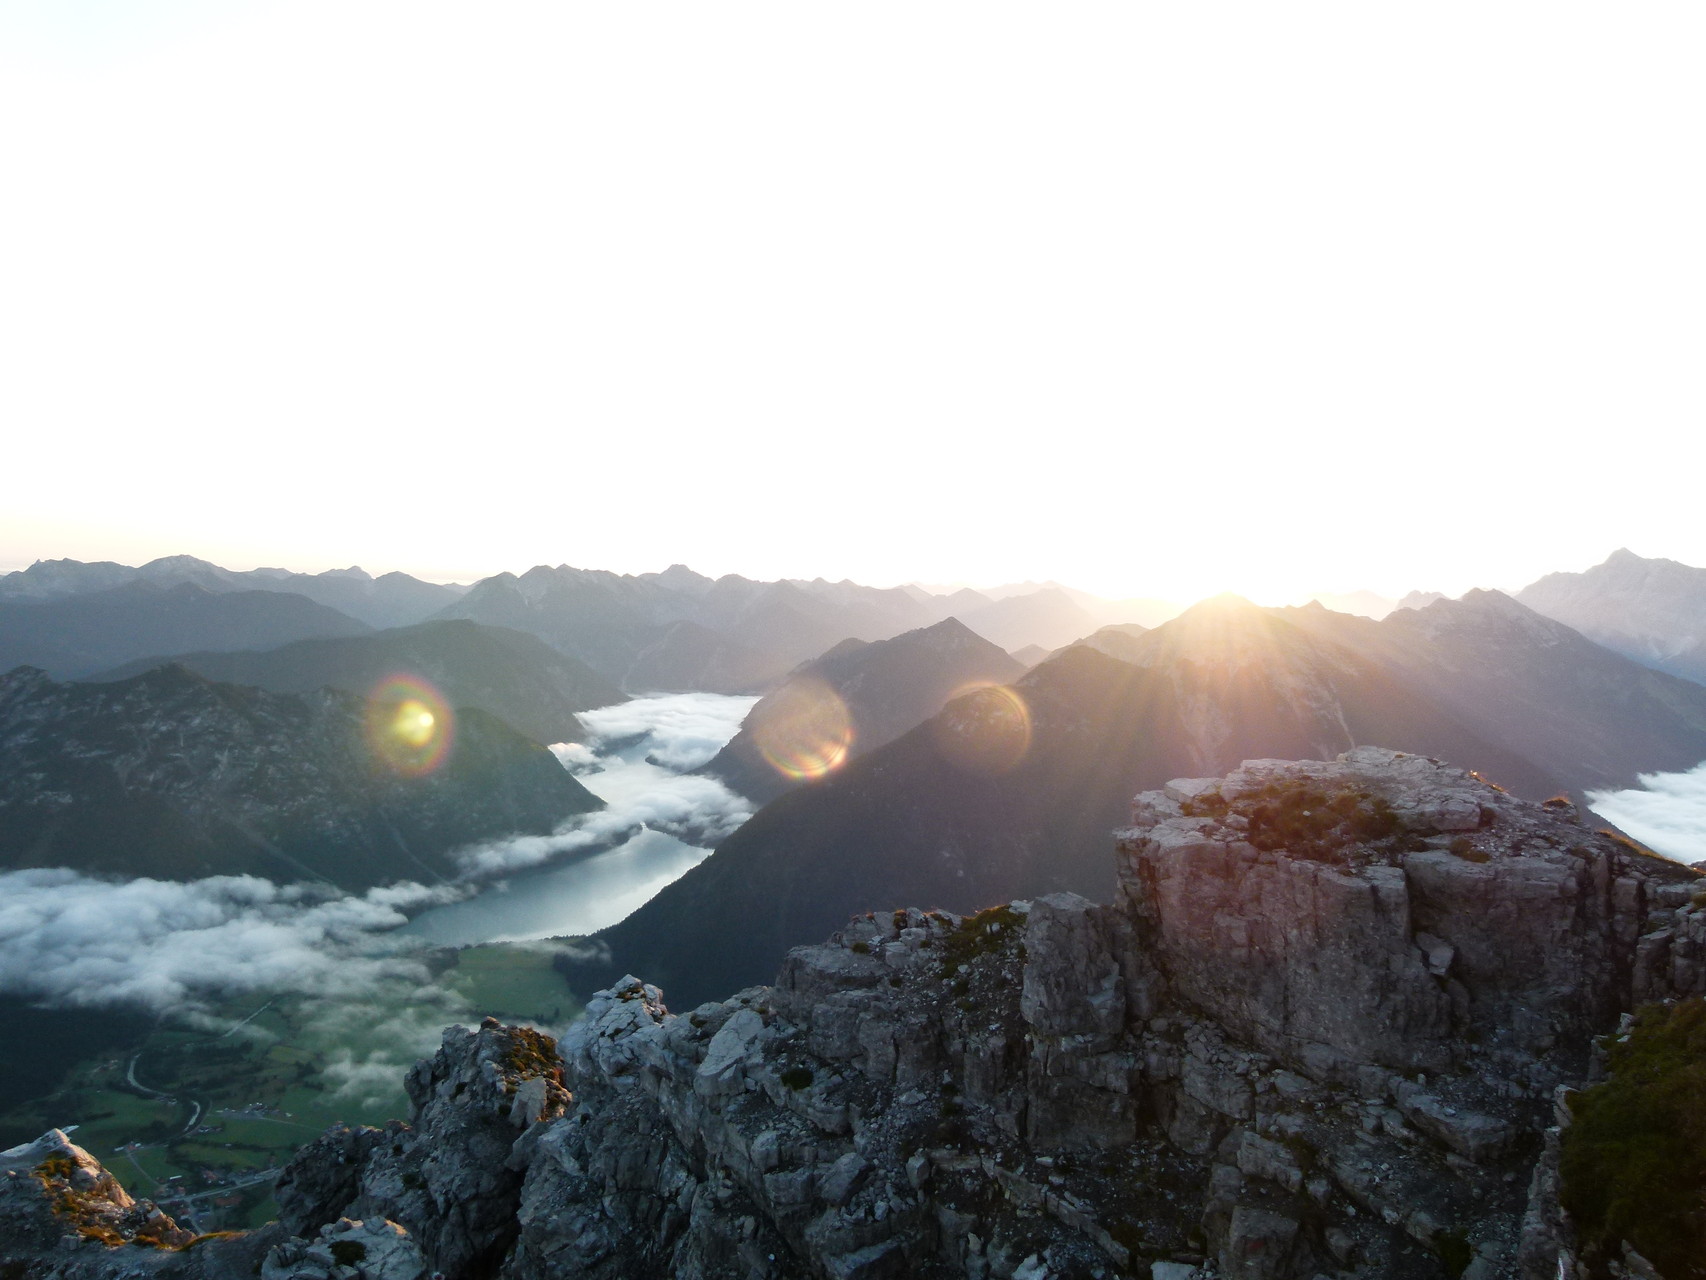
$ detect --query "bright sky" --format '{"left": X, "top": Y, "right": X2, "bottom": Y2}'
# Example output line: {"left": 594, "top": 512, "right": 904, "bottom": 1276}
{"left": 2, "top": 2, "right": 1702, "bottom": 602}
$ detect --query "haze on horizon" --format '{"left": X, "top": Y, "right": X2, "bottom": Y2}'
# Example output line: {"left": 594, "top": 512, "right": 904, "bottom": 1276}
{"left": 3, "top": 2, "right": 1702, "bottom": 604}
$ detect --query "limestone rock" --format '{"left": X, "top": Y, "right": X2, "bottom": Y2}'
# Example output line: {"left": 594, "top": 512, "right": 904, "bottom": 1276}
{"left": 11, "top": 748, "right": 1700, "bottom": 1280}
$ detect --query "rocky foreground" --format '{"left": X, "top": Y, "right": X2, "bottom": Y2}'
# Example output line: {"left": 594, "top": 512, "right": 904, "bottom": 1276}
{"left": 4, "top": 747, "right": 1703, "bottom": 1279}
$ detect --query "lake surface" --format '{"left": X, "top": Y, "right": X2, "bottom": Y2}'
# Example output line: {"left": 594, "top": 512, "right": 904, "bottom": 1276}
{"left": 401, "top": 692, "right": 759, "bottom": 946}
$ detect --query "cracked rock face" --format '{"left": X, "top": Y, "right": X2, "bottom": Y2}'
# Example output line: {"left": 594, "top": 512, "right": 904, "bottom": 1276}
{"left": 7, "top": 749, "right": 1702, "bottom": 1280}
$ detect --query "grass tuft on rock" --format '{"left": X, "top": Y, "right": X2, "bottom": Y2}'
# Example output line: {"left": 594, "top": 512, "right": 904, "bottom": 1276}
{"left": 941, "top": 904, "right": 1024, "bottom": 976}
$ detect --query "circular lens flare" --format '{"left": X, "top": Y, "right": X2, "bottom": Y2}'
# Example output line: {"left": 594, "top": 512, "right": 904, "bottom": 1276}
{"left": 365, "top": 675, "right": 455, "bottom": 776}
{"left": 931, "top": 682, "right": 1032, "bottom": 775}
{"left": 752, "top": 677, "right": 854, "bottom": 782}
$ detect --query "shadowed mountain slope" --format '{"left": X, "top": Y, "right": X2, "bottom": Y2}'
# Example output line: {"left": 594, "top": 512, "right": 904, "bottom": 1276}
{"left": 1281, "top": 589, "right": 1706, "bottom": 793}
{"left": 573, "top": 596, "right": 1569, "bottom": 1005}
{"left": 0, "top": 664, "right": 601, "bottom": 889}
{"left": 702, "top": 617, "right": 1025, "bottom": 803}
{"left": 0, "top": 581, "right": 373, "bottom": 679}
{"left": 86, "top": 619, "right": 622, "bottom": 746}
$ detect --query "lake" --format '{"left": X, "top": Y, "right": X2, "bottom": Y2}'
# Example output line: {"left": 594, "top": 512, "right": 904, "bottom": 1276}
{"left": 401, "top": 691, "right": 759, "bottom": 946}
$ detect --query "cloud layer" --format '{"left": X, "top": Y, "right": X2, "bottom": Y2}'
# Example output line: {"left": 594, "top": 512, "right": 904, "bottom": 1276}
{"left": 577, "top": 692, "right": 757, "bottom": 771}
{"left": 0, "top": 869, "right": 455, "bottom": 1011}
{"left": 1589, "top": 762, "right": 1706, "bottom": 865}
{"left": 0, "top": 689, "right": 760, "bottom": 1085}
{"left": 452, "top": 692, "right": 758, "bottom": 876}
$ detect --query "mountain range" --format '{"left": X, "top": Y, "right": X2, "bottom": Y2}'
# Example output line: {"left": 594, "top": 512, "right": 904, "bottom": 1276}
{"left": 566, "top": 590, "right": 1706, "bottom": 1007}
{"left": 0, "top": 664, "right": 601, "bottom": 889}
{"left": 90, "top": 618, "right": 624, "bottom": 747}
{"left": 427, "top": 564, "right": 1216, "bottom": 691}
{"left": 0, "top": 581, "right": 375, "bottom": 679}
{"left": 0, "top": 555, "right": 467, "bottom": 628}
{"left": 21, "top": 749, "right": 1695, "bottom": 1279}
{"left": 1516, "top": 547, "right": 1706, "bottom": 685}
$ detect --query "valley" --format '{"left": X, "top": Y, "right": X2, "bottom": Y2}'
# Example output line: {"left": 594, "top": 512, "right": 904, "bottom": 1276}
{"left": 4, "top": 550, "right": 1706, "bottom": 1279}
{"left": 0, "top": 944, "right": 581, "bottom": 1232}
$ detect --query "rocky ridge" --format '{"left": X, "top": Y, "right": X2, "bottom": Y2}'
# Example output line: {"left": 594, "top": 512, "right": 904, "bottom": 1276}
{"left": 6, "top": 749, "right": 1704, "bottom": 1278}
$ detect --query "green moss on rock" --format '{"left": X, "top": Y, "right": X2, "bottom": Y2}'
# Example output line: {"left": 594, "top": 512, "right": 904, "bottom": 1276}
{"left": 1560, "top": 998, "right": 1706, "bottom": 1279}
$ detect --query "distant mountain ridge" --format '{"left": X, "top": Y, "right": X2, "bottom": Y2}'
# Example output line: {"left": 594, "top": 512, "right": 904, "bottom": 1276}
{"left": 0, "top": 581, "right": 374, "bottom": 678}
{"left": 0, "top": 555, "right": 466, "bottom": 629}
{"left": 569, "top": 590, "right": 1706, "bottom": 1006}
{"left": 87, "top": 619, "right": 625, "bottom": 746}
{"left": 436, "top": 563, "right": 1190, "bottom": 691}
{"left": 1516, "top": 547, "right": 1706, "bottom": 684}
{"left": 0, "top": 664, "right": 601, "bottom": 889}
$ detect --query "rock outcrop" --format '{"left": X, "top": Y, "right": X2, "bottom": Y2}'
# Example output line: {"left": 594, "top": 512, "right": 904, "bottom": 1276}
{"left": 7, "top": 748, "right": 1702, "bottom": 1278}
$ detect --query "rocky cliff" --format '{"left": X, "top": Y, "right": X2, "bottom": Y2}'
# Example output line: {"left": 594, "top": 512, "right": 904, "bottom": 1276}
{"left": 6, "top": 748, "right": 1702, "bottom": 1279}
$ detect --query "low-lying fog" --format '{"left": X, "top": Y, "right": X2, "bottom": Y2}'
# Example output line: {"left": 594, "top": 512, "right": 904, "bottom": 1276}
{"left": 0, "top": 693, "right": 758, "bottom": 1099}
{"left": 401, "top": 693, "right": 758, "bottom": 944}
{"left": 1590, "top": 761, "right": 1706, "bottom": 866}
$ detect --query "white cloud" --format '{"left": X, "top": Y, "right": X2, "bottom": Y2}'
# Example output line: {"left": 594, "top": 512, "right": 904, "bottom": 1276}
{"left": 1589, "top": 762, "right": 1706, "bottom": 866}
{"left": 0, "top": 869, "right": 463, "bottom": 1012}
{"left": 449, "top": 692, "right": 759, "bottom": 876}
{"left": 0, "top": 694, "right": 755, "bottom": 1032}
{"left": 552, "top": 741, "right": 600, "bottom": 772}
{"left": 460, "top": 762, "right": 753, "bottom": 877}
{"left": 576, "top": 693, "right": 758, "bottom": 771}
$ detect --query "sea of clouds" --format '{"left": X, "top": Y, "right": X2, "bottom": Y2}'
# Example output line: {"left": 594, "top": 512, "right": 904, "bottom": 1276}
{"left": 1589, "top": 761, "right": 1706, "bottom": 865}
{"left": 451, "top": 692, "right": 757, "bottom": 876}
{"left": 0, "top": 870, "right": 452, "bottom": 1011}
{"left": 0, "top": 692, "right": 763, "bottom": 1104}
{"left": 0, "top": 693, "right": 757, "bottom": 1015}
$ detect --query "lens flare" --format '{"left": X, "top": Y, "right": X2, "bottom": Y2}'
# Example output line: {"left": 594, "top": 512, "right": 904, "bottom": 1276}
{"left": 752, "top": 677, "right": 854, "bottom": 782}
{"left": 364, "top": 675, "right": 455, "bottom": 776}
{"left": 931, "top": 682, "right": 1033, "bottom": 775}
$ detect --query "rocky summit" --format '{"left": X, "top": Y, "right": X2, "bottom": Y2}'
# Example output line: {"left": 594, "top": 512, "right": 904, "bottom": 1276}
{"left": 4, "top": 748, "right": 1704, "bottom": 1279}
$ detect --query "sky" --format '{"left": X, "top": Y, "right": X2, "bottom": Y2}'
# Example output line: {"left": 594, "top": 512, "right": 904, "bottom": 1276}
{"left": 3, "top": 2, "right": 1703, "bottom": 603}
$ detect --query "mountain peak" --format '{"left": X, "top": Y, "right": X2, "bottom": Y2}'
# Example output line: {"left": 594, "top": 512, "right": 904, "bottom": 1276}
{"left": 914, "top": 615, "right": 981, "bottom": 644}
{"left": 139, "top": 554, "right": 221, "bottom": 573}
{"left": 1174, "top": 591, "right": 1262, "bottom": 619}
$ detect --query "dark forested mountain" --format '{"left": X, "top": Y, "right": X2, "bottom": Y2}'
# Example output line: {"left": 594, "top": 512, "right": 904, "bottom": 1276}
{"left": 0, "top": 556, "right": 465, "bottom": 629}
{"left": 568, "top": 593, "right": 1706, "bottom": 1006}
{"left": 87, "top": 619, "right": 623, "bottom": 746}
{"left": 0, "top": 664, "right": 600, "bottom": 890}
{"left": 0, "top": 582, "right": 373, "bottom": 678}
{"left": 703, "top": 618, "right": 1025, "bottom": 803}
{"left": 1516, "top": 548, "right": 1706, "bottom": 685}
